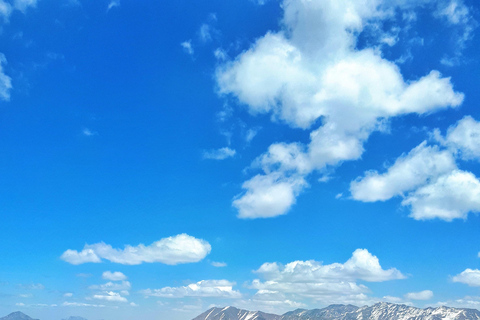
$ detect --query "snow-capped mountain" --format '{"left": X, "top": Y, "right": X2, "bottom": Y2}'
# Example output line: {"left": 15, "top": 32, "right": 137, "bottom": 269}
{"left": 192, "top": 303, "right": 480, "bottom": 320}
{"left": 192, "top": 306, "right": 281, "bottom": 320}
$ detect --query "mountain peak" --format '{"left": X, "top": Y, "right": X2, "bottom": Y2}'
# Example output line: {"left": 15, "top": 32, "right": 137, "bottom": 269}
{"left": 0, "top": 311, "right": 39, "bottom": 320}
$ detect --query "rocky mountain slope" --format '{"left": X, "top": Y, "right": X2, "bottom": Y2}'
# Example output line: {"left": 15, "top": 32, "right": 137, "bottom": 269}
{"left": 192, "top": 303, "right": 480, "bottom": 320}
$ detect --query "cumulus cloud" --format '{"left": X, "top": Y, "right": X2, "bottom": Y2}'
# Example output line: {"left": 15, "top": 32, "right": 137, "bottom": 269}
{"left": 404, "top": 290, "right": 433, "bottom": 300}
{"left": 216, "top": 0, "right": 464, "bottom": 219}
{"left": 351, "top": 142, "right": 457, "bottom": 202}
{"left": 140, "top": 280, "right": 241, "bottom": 299}
{"left": 203, "top": 147, "right": 236, "bottom": 160}
{"left": 353, "top": 115, "right": 480, "bottom": 221}
{"left": 60, "top": 234, "right": 211, "bottom": 265}
{"left": 402, "top": 170, "right": 480, "bottom": 221}
{"left": 452, "top": 269, "right": 480, "bottom": 287}
{"left": 93, "top": 291, "right": 128, "bottom": 303}
{"left": 102, "top": 271, "right": 127, "bottom": 281}
{"left": 439, "top": 116, "right": 480, "bottom": 161}
{"left": 248, "top": 249, "right": 404, "bottom": 305}
{"left": 233, "top": 173, "right": 307, "bottom": 219}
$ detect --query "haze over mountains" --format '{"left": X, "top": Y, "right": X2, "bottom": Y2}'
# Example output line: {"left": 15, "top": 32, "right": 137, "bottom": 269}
{"left": 192, "top": 303, "right": 480, "bottom": 320}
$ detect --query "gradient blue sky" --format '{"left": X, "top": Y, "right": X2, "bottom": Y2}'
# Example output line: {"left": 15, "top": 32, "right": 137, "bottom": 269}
{"left": 1, "top": 0, "right": 480, "bottom": 319}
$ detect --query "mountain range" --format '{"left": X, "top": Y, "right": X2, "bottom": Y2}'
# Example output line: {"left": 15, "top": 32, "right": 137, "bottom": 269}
{"left": 192, "top": 303, "right": 480, "bottom": 320}
{"left": 0, "top": 313, "right": 87, "bottom": 320}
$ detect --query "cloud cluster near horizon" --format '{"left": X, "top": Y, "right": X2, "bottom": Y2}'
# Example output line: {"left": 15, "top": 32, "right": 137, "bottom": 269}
{"left": 215, "top": 0, "right": 471, "bottom": 219}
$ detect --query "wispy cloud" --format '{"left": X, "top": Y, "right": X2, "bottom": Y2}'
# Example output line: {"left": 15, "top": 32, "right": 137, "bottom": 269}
{"left": 203, "top": 147, "right": 236, "bottom": 160}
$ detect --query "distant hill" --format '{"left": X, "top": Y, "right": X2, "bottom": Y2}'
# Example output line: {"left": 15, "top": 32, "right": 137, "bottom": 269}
{"left": 0, "top": 311, "right": 39, "bottom": 320}
{"left": 192, "top": 303, "right": 480, "bottom": 320}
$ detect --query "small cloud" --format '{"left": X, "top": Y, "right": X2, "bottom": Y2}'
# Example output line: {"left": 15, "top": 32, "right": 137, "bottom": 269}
{"left": 181, "top": 40, "right": 194, "bottom": 55}
{"left": 198, "top": 24, "right": 212, "bottom": 43}
{"left": 130, "top": 302, "right": 138, "bottom": 307}
{"left": 404, "top": 290, "right": 433, "bottom": 300}
{"left": 107, "top": 0, "right": 120, "bottom": 11}
{"left": 19, "top": 293, "right": 33, "bottom": 298}
{"left": 203, "top": 147, "right": 236, "bottom": 160}
{"left": 335, "top": 193, "right": 343, "bottom": 199}
{"left": 211, "top": 261, "right": 227, "bottom": 267}
{"left": 214, "top": 48, "right": 228, "bottom": 61}
{"left": 15, "top": 303, "right": 25, "bottom": 306}
{"left": 245, "top": 128, "right": 260, "bottom": 143}
{"left": 63, "top": 293, "right": 73, "bottom": 298}
{"left": 102, "top": 271, "right": 127, "bottom": 281}
{"left": 453, "top": 269, "right": 480, "bottom": 287}
{"left": 82, "top": 128, "right": 97, "bottom": 136}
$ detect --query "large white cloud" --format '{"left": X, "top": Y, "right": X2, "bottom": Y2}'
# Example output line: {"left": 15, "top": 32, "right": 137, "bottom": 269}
{"left": 216, "top": 0, "right": 464, "bottom": 218}
{"left": 403, "top": 170, "right": 480, "bottom": 221}
{"left": 350, "top": 142, "right": 457, "bottom": 202}
{"left": 249, "top": 249, "right": 404, "bottom": 305}
{"left": 452, "top": 269, "right": 480, "bottom": 287}
{"left": 60, "top": 234, "right": 211, "bottom": 265}
{"left": 352, "top": 115, "right": 480, "bottom": 221}
{"left": 140, "top": 280, "right": 241, "bottom": 299}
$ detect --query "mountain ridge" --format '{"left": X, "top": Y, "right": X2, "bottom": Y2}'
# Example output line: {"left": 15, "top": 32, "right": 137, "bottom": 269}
{"left": 192, "top": 303, "right": 480, "bottom": 320}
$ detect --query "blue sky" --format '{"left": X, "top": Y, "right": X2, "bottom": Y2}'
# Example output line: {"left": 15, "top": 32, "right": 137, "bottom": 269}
{"left": 1, "top": 0, "right": 480, "bottom": 319}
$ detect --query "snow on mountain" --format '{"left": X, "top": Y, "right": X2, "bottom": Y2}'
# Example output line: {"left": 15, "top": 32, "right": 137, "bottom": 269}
{"left": 192, "top": 303, "right": 480, "bottom": 320}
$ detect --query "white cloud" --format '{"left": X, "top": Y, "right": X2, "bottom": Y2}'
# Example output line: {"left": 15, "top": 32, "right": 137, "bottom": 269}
{"left": 82, "top": 128, "right": 97, "bottom": 136}
{"left": 62, "top": 302, "right": 106, "bottom": 307}
{"left": 140, "top": 280, "right": 241, "bottom": 299}
{"left": 13, "top": 0, "right": 37, "bottom": 12}
{"left": 216, "top": 0, "right": 464, "bottom": 219}
{"left": 93, "top": 291, "right": 128, "bottom": 303}
{"left": 404, "top": 290, "right": 433, "bottom": 300}
{"left": 203, "top": 147, "right": 236, "bottom": 160}
{"left": 350, "top": 142, "right": 457, "bottom": 202}
{"left": 63, "top": 293, "right": 73, "bottom": 298}
{"left": 440, "top": 116, "right": 480, "bottom": 161}
{"left": 61, "top": 234, "right": 211, "bottom": 265}
{"left": 198, "top": 24, "right": 212, "bottom": 43}
{"left": 249, "top": 249, "right": 404, "bottom": 305}
{"left": 233, "top": 172, "right": 307, "bottom": 219}
{"left": 107, "top": 0, "right": 120, "bottom": 11}
{"left": 403, "top": 170, "right": 480, "bottom": 221}
{"left": 181, "top": 40, "right": 194, "bottom": 56}
{"left": 0, "top": 53, "right": 12, "bottom": 101}
{"left": 452, "top": 269, "right": 480, "bottom": 287}
{"left": 89, "top": 281, "right": 131, "bottom": 291}
{"left": 102, "top": 271, "right": 127, "bottom": 281}
{"left": 211, "top": 261, "right": 227, "bottom": 267}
